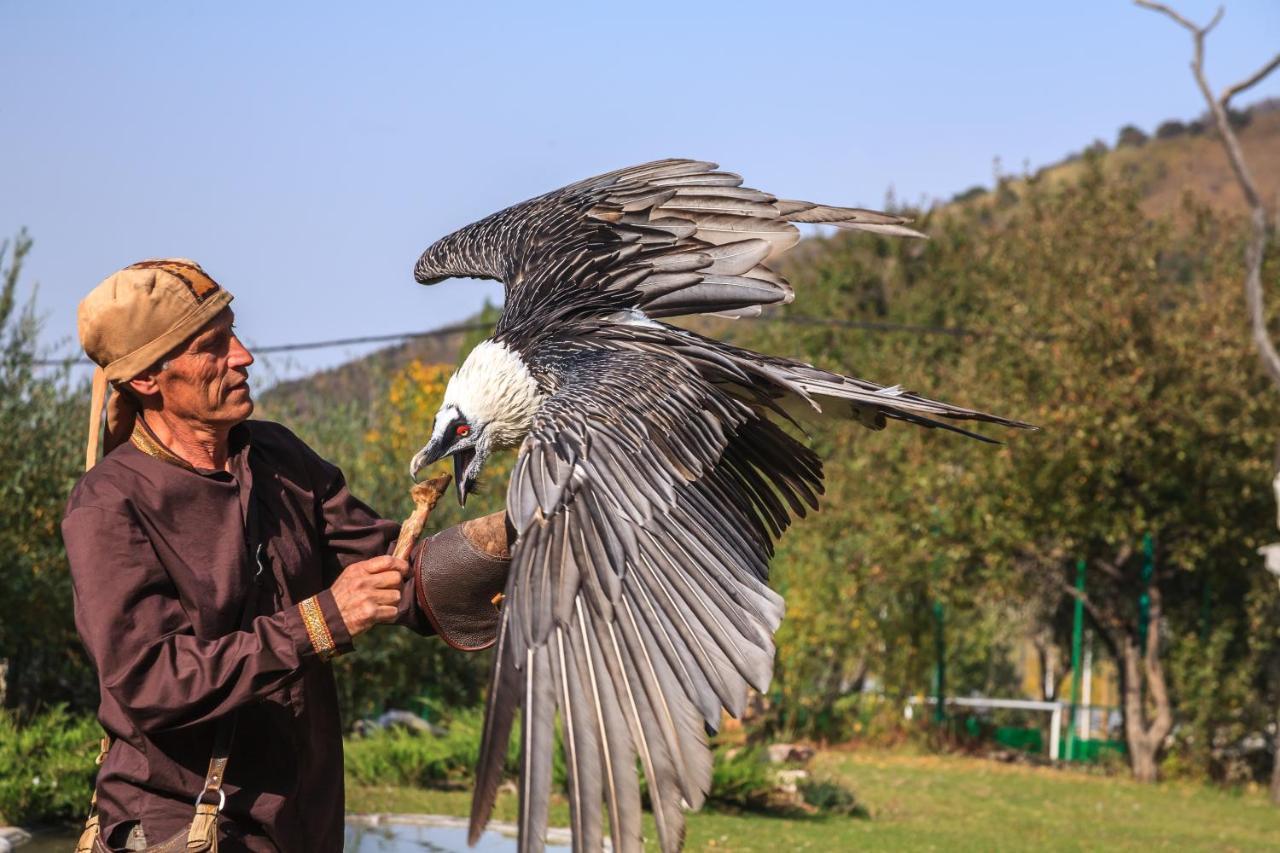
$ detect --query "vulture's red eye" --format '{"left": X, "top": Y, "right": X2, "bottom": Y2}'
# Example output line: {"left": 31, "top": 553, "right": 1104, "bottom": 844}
{"left": 455, "top": 424, "right": 471, "bottom": 438}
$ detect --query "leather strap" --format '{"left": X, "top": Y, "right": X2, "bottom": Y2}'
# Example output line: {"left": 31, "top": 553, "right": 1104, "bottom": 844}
{"left": 84, "top": 367, "right": 108, "bottom": 472}
{"left": 189, "top": 491, "right": 264, "bottom": 824}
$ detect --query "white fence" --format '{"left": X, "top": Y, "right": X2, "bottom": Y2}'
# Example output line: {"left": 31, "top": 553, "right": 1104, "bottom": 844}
{"left": 905, "top": 696, "right": 1078, "bottom": 759}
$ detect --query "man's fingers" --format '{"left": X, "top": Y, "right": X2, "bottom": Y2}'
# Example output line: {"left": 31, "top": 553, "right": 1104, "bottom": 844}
{"left": 360, "top": 555, "right": 410, "bottom": 577}
{"left": 367, "top": 569, "right": 405, "bottom": 589}
{"left": 375, "top": 605, "right": 398, "bottom": 623}
{"left": 374, "top": 588, "right": 400, "bottom": 607}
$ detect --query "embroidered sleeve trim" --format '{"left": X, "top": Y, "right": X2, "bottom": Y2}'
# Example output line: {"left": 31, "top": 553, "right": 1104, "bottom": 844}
{"left": 298, "top": 596, "right": 337, "bottom": 661}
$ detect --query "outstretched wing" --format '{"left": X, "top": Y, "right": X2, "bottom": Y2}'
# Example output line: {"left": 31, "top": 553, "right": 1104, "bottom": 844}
{"left": 414, "top": 158, "right": 921, "bottom": 339}
{"left": 470, "top": 346, "right": 821, "bottom": 853}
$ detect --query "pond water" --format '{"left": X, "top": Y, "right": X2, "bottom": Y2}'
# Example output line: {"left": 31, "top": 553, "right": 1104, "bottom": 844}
{"left": 11, "top": 818, "right": 573, "bottom": 852}
{"left": 346, "top": 816, "right": 574, "bottom": 852}
{"left": 5, "top": 828, "right": 78, "bottom": 852}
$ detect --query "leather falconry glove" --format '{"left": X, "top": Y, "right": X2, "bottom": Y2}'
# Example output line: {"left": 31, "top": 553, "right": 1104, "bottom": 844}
{"left": 414, "top": 511, "right": 514, "bottom": 651}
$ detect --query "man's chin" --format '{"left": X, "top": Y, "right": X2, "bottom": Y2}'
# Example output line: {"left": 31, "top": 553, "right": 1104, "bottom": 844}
{"left": 218, "top": 394, "right": 254, "bottom": 425}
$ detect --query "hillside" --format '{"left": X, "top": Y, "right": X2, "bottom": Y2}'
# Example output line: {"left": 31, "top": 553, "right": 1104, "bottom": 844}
{"left": 259, "top": 323, "right": 472, "bottom": 418}
{"left": 1034, "top": 98, "right": 1279, "bottom": 220}
{"left": 260, "top": 98, "right": 1279, "bottom": 415}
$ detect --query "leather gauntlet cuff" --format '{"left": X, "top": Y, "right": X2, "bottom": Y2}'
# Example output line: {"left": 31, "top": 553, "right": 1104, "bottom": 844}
{"left": 414, "top": 516, "right": 513, "bottom": 651}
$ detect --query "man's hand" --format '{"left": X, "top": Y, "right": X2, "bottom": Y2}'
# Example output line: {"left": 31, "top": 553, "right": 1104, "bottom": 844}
{"left": 331, "top": 555, "right": 410, "bottom": 638}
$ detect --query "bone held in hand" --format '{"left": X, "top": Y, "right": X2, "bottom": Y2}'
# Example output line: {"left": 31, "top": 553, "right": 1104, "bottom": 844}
{"left": 392, "top": 473, "right": 452, "bottom": 561}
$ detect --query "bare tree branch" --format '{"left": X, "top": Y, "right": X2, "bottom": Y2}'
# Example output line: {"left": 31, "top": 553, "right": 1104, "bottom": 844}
{"left": 1137, "top": 0, "right": 1280, "bottom": 389}
{"left": 1090, "top": 559, "right": 1125, "bottom": 582}
{"left": 1096, "top": 543, "right": 1135, "bottom": 579}
{"left": 1134, "top": 0, "right": 1221, "bottom": 36}
{"left": 1057, "top": 575, "right": 1122, "bottom": 646}
{"left": 1222, "top": 53, "right": 1280, "bottom": 106}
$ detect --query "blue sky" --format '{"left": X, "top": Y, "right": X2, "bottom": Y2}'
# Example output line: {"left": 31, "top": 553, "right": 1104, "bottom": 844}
{"left": 4, "top": 1, "right": 1278, "bottom": 385}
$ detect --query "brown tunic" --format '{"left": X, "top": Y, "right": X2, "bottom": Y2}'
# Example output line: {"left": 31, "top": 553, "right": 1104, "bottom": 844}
{"left": 62, "top": 419, "right": 435, "bottom": 852}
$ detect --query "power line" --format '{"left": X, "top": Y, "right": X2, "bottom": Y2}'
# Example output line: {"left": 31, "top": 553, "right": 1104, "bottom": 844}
{"left": 768, "top": 316, "right": 976, "bottom": 338}
{"left": 30, "top": 313, "right": 1017, "bottom": 368}
{"left": 770, "top": 315, "right": 1054, "bottom": 342}
{"left": 31, "top": 320, "right": 496, "bottom": 367}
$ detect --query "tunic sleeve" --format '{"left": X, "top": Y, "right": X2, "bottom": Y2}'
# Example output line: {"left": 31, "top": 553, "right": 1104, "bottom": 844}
{"left": 63, "top": 505, "right": 326, "bottom": 734}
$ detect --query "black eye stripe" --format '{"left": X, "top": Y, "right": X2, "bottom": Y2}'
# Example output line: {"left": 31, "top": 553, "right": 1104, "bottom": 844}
{"left": 443, "top": 414, "right": 470, "bottom": 445}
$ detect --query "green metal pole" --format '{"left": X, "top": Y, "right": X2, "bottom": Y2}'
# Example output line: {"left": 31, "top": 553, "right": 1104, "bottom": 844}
{"left": 933, "top": 599, "right": 946, "bottom": 724}
{"left": 929, "top": 516, "right": 946, "bottom": 726}
{"left": 1067, "top": 558, "right": 1086, "bottom": 761}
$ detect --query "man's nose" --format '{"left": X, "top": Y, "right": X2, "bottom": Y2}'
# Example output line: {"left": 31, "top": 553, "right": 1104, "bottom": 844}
{"left": 229, "top": 335, "right": 255, "bottom": 368}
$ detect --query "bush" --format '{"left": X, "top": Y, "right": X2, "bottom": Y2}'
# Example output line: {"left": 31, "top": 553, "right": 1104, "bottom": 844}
{"left": 343, "top": 704, "right": 565, "bottom": 790}
{"left": 0, "top": 706, "right": 100, "bottom": 824}
{"left": 951, "top": 185, "right": 988, "bottom": 204}
{"left": 344, "top": 706, "right": 517, "bottom": 789}
{"left": 1116, "top": 125, "right": 1148, "bottom": 148}
{"left": 705, "top": 747, "right": 776, "bottom": 812}
{"left": 799, "top": 775, "right": 867, "bottom": 818}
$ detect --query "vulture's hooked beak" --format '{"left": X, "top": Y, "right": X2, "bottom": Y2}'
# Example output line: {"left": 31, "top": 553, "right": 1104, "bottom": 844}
{"left": 410, "top": 440, "right": 476, "bottom": 507}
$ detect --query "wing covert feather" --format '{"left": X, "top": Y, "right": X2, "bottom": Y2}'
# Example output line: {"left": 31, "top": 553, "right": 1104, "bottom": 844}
{"left": 413, "top": 158, "right": 922, "bottom": 345}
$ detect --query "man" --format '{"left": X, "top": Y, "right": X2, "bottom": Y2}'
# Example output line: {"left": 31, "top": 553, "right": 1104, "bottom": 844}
{"left": 63, "top": 259, "right": 510, "bottom": 852}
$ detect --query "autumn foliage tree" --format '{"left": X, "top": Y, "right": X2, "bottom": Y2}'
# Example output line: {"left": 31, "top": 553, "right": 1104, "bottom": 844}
{"left": 279, "top": 341, "right": 515, "bottom": 722}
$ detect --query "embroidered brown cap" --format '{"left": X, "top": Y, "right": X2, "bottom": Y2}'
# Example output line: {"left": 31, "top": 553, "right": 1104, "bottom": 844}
{"left": 78, "top": 259, "right": 234, "bottom": 382}
{"left": 79, "top": 259, "right": 235, "bottom": 470}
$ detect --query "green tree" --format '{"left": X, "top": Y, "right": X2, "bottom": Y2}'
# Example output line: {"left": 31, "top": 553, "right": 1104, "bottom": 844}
{"left": 707, "top": 158, "right": 1278, "bottom": 786}
{"left": 970, "top": 171, "right": 1277, "bottom": 782}
{"left": 0, "top": 232, "right": 94, "bottom": 712}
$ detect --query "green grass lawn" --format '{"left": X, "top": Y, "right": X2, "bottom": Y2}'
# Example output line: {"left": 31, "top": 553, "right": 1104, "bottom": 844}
{"left": 347, "top": 748, "right": 1280, "bottom": 852}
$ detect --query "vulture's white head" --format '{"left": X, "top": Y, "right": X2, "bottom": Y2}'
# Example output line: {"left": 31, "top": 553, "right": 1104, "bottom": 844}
{"left": 409, "top": 339, "right": 542, "bottom": 505}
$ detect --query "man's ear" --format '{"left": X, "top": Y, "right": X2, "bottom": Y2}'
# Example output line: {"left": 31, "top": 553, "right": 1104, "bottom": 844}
{"left": 126, "top": 370, "right": 162, "bottom": 399}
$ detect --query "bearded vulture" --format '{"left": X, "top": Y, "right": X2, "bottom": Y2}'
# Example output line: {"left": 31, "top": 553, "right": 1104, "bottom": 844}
{"left": 408, "top": 159, "right": 1028, "bottom": 852}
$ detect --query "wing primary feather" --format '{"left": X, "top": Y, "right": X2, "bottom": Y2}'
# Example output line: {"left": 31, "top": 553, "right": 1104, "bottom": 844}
{"left": 624, "top": 572, "right": 722, "bottom": 730}
{"left": 641, "top": 536, "right": 774, "bottom": 692}
{"left": 593, "top": 612, "right": 686, "bottom": 853}
{"left": 553, "top": 626, "right": 605, "bottom": 853}
{"left": 576, "top": 599, "right": 643, "bottom": 853}
{"left": 617, "top": 647, "right": 689, "bottom": 853}
{"left": 519, "top": 646, "right": 554, "bottom": 853}
{"left": 620, "top": 595, "right": 713, "bottom": 810}
{"left": 655, "top": 522, "right": 775, "bottom": 653}
{"left": 469, "top": 607, "right": 520, "bottom": 845}
{"left": 633, "top": 551, "right": 749, "bottom": 717}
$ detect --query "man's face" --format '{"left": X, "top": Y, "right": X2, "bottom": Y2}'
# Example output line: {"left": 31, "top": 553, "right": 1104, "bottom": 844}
{"left": 151, "top": 308, "right": 256, "bottom": 427}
